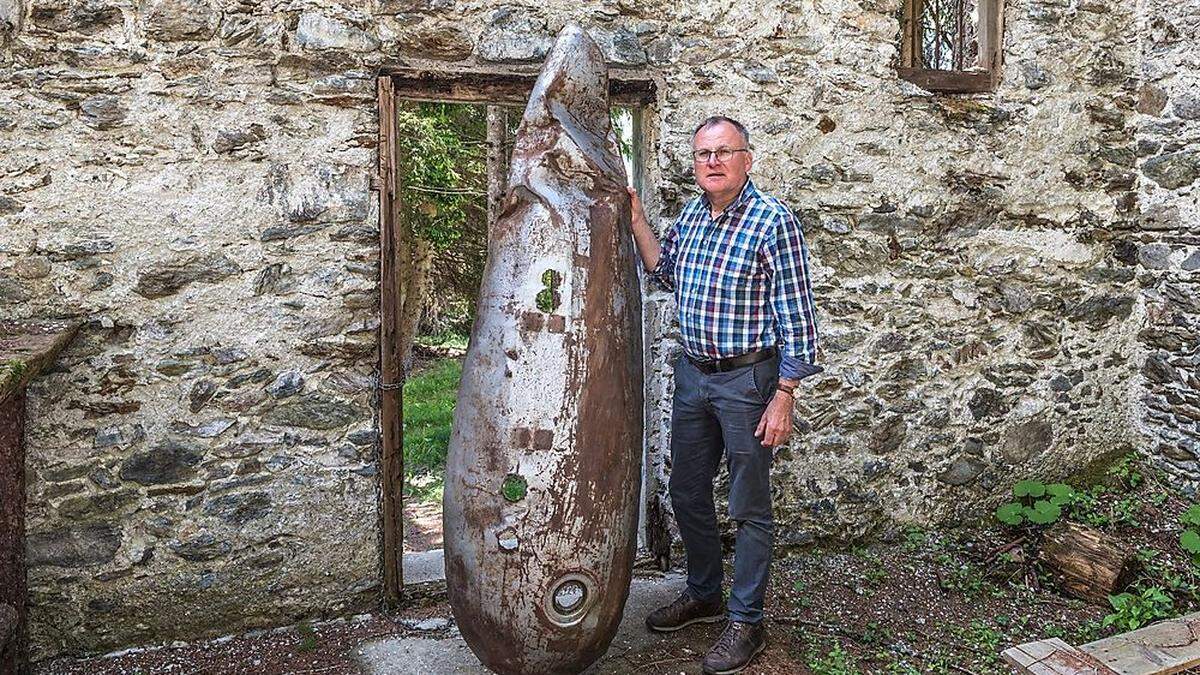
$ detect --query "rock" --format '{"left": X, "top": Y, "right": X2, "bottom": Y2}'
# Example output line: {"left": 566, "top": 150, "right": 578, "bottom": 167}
{"left": 740, "top": 60, "right": 778, "bottom": 84}
{"left": 31, "top": 0, "right": 122, "bottom": 34}
{"left": 295, "top": 12, "right": 379, "bottom": 52}
{"left": 91, "top": 271, "right": 114, "bottom": 290}
{"left": 1021, "top": 61, "right": 1051, "bottom": 89}
{"left": 1138, "top": 243, "right": 1172, "bottom": 269}
{"left": 26, "top": 524, "right": 122, "bottom": 567}
{"left": 212, "top": 124, "right": 266, "bottom": 153}
{"left": 134, "top": 252, "right": 239, "bottom": 298}
{"left": 867, "top": 415, "right": 906, "bottom": 454}
{"left": 118, "top": 438, "right": 205, "bottom": 485}
{"left": 79, "top": 94, "right": 125, "bottom": 129}
{"left": 1172, "top": 91, "right": 1200, "bottom": 120}
{"left": 0, "top": 277, "right": 31, "bottom": 304}
{"left": 254, "top": 263, "right": 293, "bottom": 295}
{"left": 263, "top": 394, "right": 361, "bottom": 429}
{"left": 968, "top": 387, "right": 1008, "bottom": 420}
{"left": 999, "top": 420, "right": 1053, "bottom": 464}
{"left": 1181, "top": 251, "right": 1200, "bottom": 272}
{"left": 938, "top": 456, "right": 987, "bottom": 486}
{"left": 203, "top": 491, "right": 271, "bottom": 525}
{"left": 267, "top": 371, "right": 303, "bottom": 398}
{"left": 591, "top": 26, "right": 646, "bottom": 66}
{"left": 0, "top": 196, "right": 22, "bottom": 215}
{"left": 1143, "top": 151, "right": 1200, "bottom": 190}
{"left": 476, "top": 8, "right": 551, "bottom": 62}
{"left": 265, "top": 163, "right": 371, "bottom": 225}
{"left": 392, "top": 24, "right": 472, "bottom": 60}
{"left": 93, "top": 424, "right": 145, "bottom": 448}
{"left": 57, "top": 488, "right": 139, "bottom": 520}
{"left": 142, "top": 0, "right": 217, "bottom": 41}
{"left": 1067, "top": 295, "right": 1134, "bottom": 327}
{"left": 411, "top": 617, "right": 451, "bottom": 631}
{"left": 1138, "top": 83, "right": 1168, "bottom": 115}
{"left": 170, "top": 533, "right": 231, "bottom": 561}
{"left": 189, "top": 379, "right": 217, "bottom": 413}
{"left": 1142, "top": 353, "right": 1178, "bottom": 384}
{"left": 347, "top": 428, "right": 377, "bottom": 446}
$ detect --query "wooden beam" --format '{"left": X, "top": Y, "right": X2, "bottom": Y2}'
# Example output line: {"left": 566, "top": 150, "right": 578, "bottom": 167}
{"left": 381, "top": 66, "right": 657, "bottom": 107}
{"left": 896, "top": 67, "right": 997, "bottom": 93}
{"left": 1081, "top": 613, "right": 1200, "bottom": 675}
{"left": 377, "top": 75, "right": 404, "bottom": 606}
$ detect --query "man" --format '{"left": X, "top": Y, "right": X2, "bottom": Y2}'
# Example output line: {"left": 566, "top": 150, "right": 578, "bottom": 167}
{"left": 627, "top": 116, "right": 820, "bottom": 675}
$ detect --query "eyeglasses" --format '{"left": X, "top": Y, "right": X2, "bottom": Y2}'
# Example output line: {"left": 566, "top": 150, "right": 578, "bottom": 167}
{"left": 692, "top": 147, "right": 751, "bottom": 163}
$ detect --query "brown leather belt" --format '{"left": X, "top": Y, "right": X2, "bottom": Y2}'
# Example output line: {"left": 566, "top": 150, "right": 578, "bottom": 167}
{"left": 687, "top": 348, "right": 775, "bottom": 375}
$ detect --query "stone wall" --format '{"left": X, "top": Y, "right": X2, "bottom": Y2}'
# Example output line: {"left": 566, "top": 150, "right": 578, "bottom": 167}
{"left": 0, "top": 0, "right": 1158, "bottom": 660}
{"left": 1135, "top": 0, "right": 1200, "bottom": 485}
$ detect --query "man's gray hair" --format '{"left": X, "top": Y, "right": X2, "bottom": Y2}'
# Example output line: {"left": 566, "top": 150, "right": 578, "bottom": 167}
{"left": 692, "top": 116, "right": 751, "bottom": 146}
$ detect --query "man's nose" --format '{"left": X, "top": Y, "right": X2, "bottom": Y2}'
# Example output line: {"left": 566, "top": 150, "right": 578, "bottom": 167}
{"left": 704, "top": 154, "right": 721, "bottom": 167}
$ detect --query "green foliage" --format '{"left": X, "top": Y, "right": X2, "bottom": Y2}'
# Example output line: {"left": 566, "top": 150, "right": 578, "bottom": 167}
{"left": 1104, "top": 585, "right": 1174, "bottom": 631}
{"left": 402, "top": 357, "right": 463, "bottom": 502}
{"left": 806, "top": 641, "right": 860, "bottom": 675}
{"left": 1106, "top": 453, "right": 1144, "bottom": 490}
{"left": 501, "top": 474, "right": 528, "bottom": 502}
{"left": 296, "top": 621, "right": 318, "bottom": 652}
{"left": 996, "top": 481, "right": 1072, "bottom": 527}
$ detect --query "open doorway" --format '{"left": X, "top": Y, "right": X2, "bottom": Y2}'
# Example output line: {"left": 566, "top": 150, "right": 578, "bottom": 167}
{"left": 376, "top": 72, "right": 659, "bottom": 599}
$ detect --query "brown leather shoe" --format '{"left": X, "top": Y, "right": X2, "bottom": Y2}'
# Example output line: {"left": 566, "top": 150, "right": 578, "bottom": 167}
{"left": 701, "top": 620, "right": 766, "bottom": 674}
{"left": 645, "top": 590, "right": 724, "bottom": 632}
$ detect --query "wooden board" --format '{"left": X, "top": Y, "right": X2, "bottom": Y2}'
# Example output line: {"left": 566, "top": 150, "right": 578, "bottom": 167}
{"left": 0, "top": 320, "right": 81, "bottom": 405}
{"left": 1081, "top": 613, "right": 1200, "bottom": 675}
{"left": 1003, "top": 638, "right": 1118, "bottom": 675}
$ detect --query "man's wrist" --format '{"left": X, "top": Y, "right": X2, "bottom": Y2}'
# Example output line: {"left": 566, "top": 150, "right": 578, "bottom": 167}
{"left": 775, "top": 379, "right": 798, "bottom": 398}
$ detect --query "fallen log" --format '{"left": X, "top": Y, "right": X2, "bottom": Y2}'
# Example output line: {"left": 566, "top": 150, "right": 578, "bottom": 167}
{"left": 1039, "top": 521, "right": 1136, "bottom": 605}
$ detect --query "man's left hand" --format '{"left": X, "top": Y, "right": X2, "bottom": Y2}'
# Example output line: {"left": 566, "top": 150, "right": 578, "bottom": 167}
{"left": 754, "top": 390, "right": 794, "bottom": 448}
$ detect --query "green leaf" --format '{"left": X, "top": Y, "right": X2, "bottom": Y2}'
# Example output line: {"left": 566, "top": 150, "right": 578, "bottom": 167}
{"left": 1046, "top": 483, "right": 1075, "bottom": 506}
{"left": 1025, "top": 500, "right": 1062, "bottom": 525}
{"left": 1182, "top": 505, "right": 1200, "bottom": 528}
{"left": 996, "top": 503, "right": 1025, "bottom": 526}
{"left": 1013, "top": 480, "right": 1045, "bottom": 498}
{"left": 1181, "top": 529, "right": 1200, "bottom": 554}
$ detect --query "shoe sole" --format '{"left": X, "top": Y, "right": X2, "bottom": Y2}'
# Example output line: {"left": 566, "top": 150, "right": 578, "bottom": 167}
{"left": 646, "top": 613, "right": 725, "bottom": 633}
{"left": 701, "top": 639, "right": 767, "bottom": 675}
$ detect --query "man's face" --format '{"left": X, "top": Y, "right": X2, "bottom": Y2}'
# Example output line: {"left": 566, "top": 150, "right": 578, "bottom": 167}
{"left": 692, "top": 121, "right": 753, "bottom": 198}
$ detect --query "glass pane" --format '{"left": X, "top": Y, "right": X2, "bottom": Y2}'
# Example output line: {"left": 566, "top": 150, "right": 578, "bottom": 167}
{"left": 919, "top": 0, "right": 981, "bottom": 71}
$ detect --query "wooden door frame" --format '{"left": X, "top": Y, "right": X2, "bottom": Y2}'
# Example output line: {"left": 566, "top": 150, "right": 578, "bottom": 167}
{"left": 376, "top": 68, "right": 660, "bottom": 603}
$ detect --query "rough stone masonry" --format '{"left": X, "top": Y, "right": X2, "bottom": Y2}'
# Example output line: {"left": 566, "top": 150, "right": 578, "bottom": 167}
{"left": 0, "top": 0, "right": 1194, "bottom": 661}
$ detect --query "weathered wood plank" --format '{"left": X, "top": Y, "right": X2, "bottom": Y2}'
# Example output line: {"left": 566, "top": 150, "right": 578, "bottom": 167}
{"left": 377, "top": 75, "right": 405, "bottom": 605}
{"left": 381, "top": 66, "right": 657, "bottom": 106}
{"left": 1081, "top": 613, "right": 1200, "bottom": 675}
{"left": 0, "top": 320, "right": 81, "bottom": 406}
{"left": 1003, "top": 638, "right": 1119, "bottom": 675}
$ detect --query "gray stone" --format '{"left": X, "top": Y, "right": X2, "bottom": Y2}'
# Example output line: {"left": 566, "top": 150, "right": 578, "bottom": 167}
{"left": 266, "top": 163, "right": 371, "bottom": 225}
{"left": 740, "top": 61, "right": 778, "bottom": 84}
{"left": 391, "top": 24, "right": 473, "bottom": 60}
{"left": 1067, "top": 294, "right": 1134, "bottom": 327}
{"left": 91, "top": 271, "right": 114, "bottom": 290}
{"left": 1138, "top": 243, "right": 1172, "bottom": 269}
{"left": 0, "top": 196, "right": 24, "bottom": 215}
{"left": 937, "top": 456, "right": 987, "bottom": 486}
{"left": 79, "top": 95, "right": 125, "bottom": 129}
{"left": 968, "top": 387, "right": 1009, "bottom": 420}
{"left": 347, "top": 428, "right": 377, "bottom": 446}
{"left": 1143, "top": 151, "right": 1200, "bottom": 190}
{"left": 134, "top": 253, "right": 239, "bottom": 298}
{"left": 999, "top": 420, "right": 1053, "bottom": 464}
{"left": 1021, "top": 61, "right": 1051, "bottom": 89}
{"left": 1139, "top": 83, "right": 1168, "bottom": 115}
{"left": 93, "top": 424, "right": 145, "bottom": 448}
{"left": 26, "top": 524, "right": 122, "bottom": 567}
{"left": 118, "top": 438, "right": 205, "bottom": 485}
{"left": 31, "top": 0, "right": 122, "bottom": 34}
{"left": 57, "top": 489, "right": 139, "bottom": 520}
{"left": 267, "top": 371, "right": 304, "bottom": 398}
{"left": 203, "top": 491, "right": 271, "bottom": 525}
{"left": 1181, "top": 250, "right": 1200, "bottom": 272}
{"left": 867, "top": 415, "right": 906, "bottom": 454}
{"left": 592, "top": 26, "right": 646, "bottom": 67}
{"left": 295, "top": 12, "right": 379, "bottom": 52}
{"left": 142, "top": 0, "right": 216, "bottom": 41}
{"left": 476, "top": 8, "right": 551, "bottom": 62}
{"left": 189, "top": 379, "right": 217, "bottom": 413}
{"left": 170, "top": 533, "right": 231, "bottom": 561}
{"left": 263, "top": 394, "right": 361, "bottom": 429}
{"left": 212, "top": 124, "right": 266, "bottom": 153}
{"left": 0, "top": 277, "right": 30, "bottom": 305}
{"left": 1172, "top": 91, "right": 1200, "bottom": 120}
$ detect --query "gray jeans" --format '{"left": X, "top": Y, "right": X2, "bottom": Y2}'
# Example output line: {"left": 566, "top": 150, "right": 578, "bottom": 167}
{"left": 669, "top": 352, "right": 778, "bottom": 624}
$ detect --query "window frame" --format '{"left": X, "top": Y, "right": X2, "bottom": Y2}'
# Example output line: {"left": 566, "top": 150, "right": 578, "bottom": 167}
{"left": 898, "top": 0, "right": 1006, "bottom": 94}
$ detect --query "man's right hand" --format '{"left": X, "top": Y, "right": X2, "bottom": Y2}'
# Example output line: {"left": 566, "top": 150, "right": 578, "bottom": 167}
{"left": 627, "top": 187, "right": 648, "bottom": 229}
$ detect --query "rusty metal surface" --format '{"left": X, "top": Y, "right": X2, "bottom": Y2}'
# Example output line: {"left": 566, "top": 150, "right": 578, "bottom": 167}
{"left": 1, "top": 393, "right": 26, "bottom": 675}
{"left": 442, "top": 24, "right": 643, "bottom": 675}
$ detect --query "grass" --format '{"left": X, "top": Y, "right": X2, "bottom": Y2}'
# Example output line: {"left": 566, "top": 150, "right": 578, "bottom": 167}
{"left": 402, "top": 356, "right": 463, "bottom": 503}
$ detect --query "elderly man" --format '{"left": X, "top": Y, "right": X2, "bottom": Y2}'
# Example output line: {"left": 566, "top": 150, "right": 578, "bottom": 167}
{"left": 627, "top": 116, "right": 820, "bottom": 675}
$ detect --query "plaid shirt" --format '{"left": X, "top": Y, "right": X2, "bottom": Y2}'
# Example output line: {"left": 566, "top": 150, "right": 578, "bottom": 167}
{"left": 651, "top": 178, "right": 821, "bottom": 381}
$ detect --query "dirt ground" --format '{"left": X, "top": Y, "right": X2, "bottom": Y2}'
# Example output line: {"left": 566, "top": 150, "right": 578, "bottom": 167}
{"left": 403, "top": 500, "right": 444, "bottom": 552}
